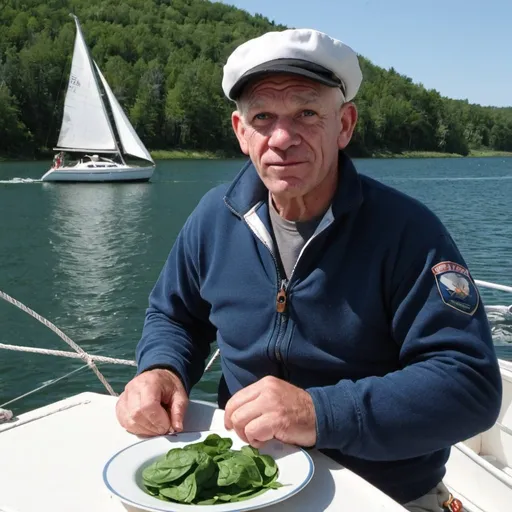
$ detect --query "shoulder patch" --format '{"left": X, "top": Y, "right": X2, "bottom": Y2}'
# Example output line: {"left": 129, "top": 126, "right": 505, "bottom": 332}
{"left": 432, "top": 261, "right": 479, "bottom": 316}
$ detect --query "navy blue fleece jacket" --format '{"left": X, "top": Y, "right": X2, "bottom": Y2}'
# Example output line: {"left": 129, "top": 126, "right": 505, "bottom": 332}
{"left": 136, "top": 152, "right": 502, "bottom": 504}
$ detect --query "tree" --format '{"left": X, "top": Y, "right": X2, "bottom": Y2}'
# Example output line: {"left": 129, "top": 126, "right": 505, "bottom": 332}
{"left": 130, "top": 59, "right": 164, "bottom": 147}
{"left": 0, "top": 83, "right": 33, "bottom": 156}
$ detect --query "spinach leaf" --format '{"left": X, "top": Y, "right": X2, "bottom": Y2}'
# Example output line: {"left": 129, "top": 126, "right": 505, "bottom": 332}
{"left": 143, "top": 485, "right": 160, "bottom": 496}
{"left": 258, "top": 454, "right": 278, "bottom": 478}
{"left": 230, "top": 486, "right": 274, "bottom": 503}
{"left": 183, "top": 433, "right": 233, "bottom": 456}
{"left": 159, "top": 472, "right": 198, "bottom": 503}
{"left": 213, "top": 451, "right": 236, "bottom": 463}
{"left": 240, "top": 445, "right": 260, "bottom": 458}
{"left": 217, "top": 453, "right": 263, "bottom": 488}
{"left": 196, "top": 497, "right": 219, "bottom": 505}
{"left": 142, "top": 448, "right": 198, "bottom": 485}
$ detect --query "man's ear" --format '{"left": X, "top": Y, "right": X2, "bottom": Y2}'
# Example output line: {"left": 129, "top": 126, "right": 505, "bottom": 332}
{"left": 337, "top": 102, "right": 358, "bottom": 149}
{"left": 232, "top": 111, "right": 249, "bottom": 155}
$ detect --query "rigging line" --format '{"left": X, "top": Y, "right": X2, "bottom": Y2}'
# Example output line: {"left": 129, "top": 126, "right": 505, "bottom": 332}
{"left": 0, "top": 364, "right": 89, "bottom": 409}
{"left": 205, "top": 348, "right": 220, "bottom": 372}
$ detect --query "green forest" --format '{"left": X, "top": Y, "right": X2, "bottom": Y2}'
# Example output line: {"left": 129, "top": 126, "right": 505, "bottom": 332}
{"left": 1, "top": 0, "right": 512, "bottom": 160}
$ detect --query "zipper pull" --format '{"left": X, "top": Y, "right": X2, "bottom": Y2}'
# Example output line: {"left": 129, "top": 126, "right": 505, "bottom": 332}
{"left": 276, "top": 279, "right": 288, "bottom": 313}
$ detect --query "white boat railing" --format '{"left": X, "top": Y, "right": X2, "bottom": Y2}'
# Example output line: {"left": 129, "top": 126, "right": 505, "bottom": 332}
{"left": 0, "top": 278, "right": 511, "bottom": 416}
{"left": 475, "top": 280, "right": 512, "bottom": 294}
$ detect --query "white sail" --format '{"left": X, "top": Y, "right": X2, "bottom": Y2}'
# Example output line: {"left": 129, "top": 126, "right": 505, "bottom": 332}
{"left": 56, "top": 16, "right": 117, "bottom": 152}
{"left": 95, "top": 64, "right": 154, "bottom": 163}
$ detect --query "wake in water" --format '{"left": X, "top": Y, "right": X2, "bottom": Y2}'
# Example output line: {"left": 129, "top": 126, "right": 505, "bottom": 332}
{"left": 0, "top": 178, "right": 41, "bottom": 184}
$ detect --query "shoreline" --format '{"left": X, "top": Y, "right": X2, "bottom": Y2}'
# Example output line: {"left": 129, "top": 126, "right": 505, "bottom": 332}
{"left": 2, "top": 149, "right": 512, "bottom": 162}
{"left": 367, "top": 150, "right": 512, "bottom": 159}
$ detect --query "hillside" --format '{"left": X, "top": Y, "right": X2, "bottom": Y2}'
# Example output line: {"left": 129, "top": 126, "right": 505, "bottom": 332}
{"left": 1, "top": 0, "right": 511, "bottom": 159}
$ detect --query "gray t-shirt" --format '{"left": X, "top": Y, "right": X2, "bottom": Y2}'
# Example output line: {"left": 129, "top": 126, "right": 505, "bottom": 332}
{"left": 269, "top": 199, "right": 323, "bottom": 279}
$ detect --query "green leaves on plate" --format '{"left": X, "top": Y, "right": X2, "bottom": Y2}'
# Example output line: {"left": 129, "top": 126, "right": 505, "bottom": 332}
{"left": 141, "top": 434, "right": 283, "bottom": 505}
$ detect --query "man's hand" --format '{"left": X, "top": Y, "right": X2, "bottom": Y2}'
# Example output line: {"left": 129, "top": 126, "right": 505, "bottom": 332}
{"left": 224, "top": 376, "right": 317, "bottom": 448}
{"left": 116, "top": 369, "right": 188, "bottom": 436}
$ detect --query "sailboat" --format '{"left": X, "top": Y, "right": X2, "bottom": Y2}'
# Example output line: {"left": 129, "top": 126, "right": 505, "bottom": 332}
{"left": 41, "top": 15, "right": 155, "bottom": 182}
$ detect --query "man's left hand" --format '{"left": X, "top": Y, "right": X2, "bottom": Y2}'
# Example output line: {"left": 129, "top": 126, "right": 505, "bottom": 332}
{"left": 224, "top": 376, "right": 317, "bottom": 448}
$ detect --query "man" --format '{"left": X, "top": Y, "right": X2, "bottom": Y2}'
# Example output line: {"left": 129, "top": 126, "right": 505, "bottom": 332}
{"left": 116, "top": 28, "right": 502, "bottom": 511}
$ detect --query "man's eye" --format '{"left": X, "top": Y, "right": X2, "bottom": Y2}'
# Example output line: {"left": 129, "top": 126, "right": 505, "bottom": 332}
{"left": 254, "top": 113, "right": 270, "bottom": 121}
{"left": 302, "top": 110, "right": 316, "bottom": 117}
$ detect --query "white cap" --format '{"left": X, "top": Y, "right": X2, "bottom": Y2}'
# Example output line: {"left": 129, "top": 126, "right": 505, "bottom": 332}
{"left": 222, "top": 28, "right": 363, "bottom": 101}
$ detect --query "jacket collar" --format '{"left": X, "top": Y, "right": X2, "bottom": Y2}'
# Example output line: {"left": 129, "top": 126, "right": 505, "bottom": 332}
{"left": 223, "top": 150, "right": 363, "bottom": 219}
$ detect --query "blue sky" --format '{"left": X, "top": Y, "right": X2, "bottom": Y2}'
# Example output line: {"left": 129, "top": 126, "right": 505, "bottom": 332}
{"left": 220, "top": 0, "right": 511, "bottom": 108}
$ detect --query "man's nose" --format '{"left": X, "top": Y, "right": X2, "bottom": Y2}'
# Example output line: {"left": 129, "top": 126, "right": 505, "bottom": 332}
{"left": 268, "top": 118, "right": 301, "bottom": 151}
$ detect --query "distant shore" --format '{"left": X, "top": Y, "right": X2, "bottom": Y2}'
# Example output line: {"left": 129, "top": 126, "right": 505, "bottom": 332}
{"left": 2, "top": 149, "right": 512, "bottom": 162}
{"left": 371, "top": 150, "right": 512, "bottom": 159}
{"left": 149, "top": 149, "right": 512, "bottom": 160}
{"left": 150, "top": 150, "right": 221, "bottom": 160}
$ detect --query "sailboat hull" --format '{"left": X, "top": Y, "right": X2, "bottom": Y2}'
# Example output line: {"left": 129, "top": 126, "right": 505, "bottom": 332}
{"left": 41, "top": 164, "right": 155, "bottom": 183}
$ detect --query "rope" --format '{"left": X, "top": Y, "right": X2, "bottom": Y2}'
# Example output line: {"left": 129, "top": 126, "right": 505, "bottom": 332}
{"left": 0, "top": 290, "right": 116, "bottom": 396}
{"left": 0, "top": 343, "right": 223, "bottom": 370}
{"left": 0, "top": 343, "right": 136, "bottom": 366}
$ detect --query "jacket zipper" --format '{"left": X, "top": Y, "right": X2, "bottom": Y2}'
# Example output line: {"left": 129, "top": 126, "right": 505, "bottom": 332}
{"left": 276, "top": 278, "right": 288, "bottom": 313}
{"left": 274, "top": 279, "right": 289, "bottom": 363}
{"left": 224, "top": 199, "right": 333, "bottom": 365}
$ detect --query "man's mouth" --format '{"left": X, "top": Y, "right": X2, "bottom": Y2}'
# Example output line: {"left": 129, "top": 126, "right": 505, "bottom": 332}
{"left": 266, "top": 161, "right": 305, "bottom": 167}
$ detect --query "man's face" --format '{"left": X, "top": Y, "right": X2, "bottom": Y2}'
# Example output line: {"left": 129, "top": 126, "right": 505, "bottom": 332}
{"left": 232, "top": 74, "right": 357, "bottom": 201}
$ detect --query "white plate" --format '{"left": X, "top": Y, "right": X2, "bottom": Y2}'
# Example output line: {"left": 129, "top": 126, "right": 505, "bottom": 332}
{"left": 103, "top": 430, "right": 314, "bottom": 511}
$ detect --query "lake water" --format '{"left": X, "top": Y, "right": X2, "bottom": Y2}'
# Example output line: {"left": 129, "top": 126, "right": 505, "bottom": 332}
{"left": 1, "top": 157, "right": 511, "bottom": 414}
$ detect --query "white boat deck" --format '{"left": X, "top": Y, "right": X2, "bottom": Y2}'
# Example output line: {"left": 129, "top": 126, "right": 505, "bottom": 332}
{"left": 444, "top": 359, "right": 512, "bottom": 512}
{"left": 0, "top": 393, "right": 408, "bottom": 512}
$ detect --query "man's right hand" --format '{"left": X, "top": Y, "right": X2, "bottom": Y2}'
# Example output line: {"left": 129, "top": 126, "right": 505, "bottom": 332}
{"left": 115, "top": 369, "right": 188, "bottom": 436}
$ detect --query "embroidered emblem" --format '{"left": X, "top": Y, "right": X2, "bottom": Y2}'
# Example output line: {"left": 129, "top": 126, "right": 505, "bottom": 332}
{"left": 432, "top": 261, "right": 479, "bottom": 316}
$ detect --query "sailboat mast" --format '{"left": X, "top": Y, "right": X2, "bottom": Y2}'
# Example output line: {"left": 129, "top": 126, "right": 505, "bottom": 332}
{"left": 71, "top": 14, "right": 126, "bottom": 165}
